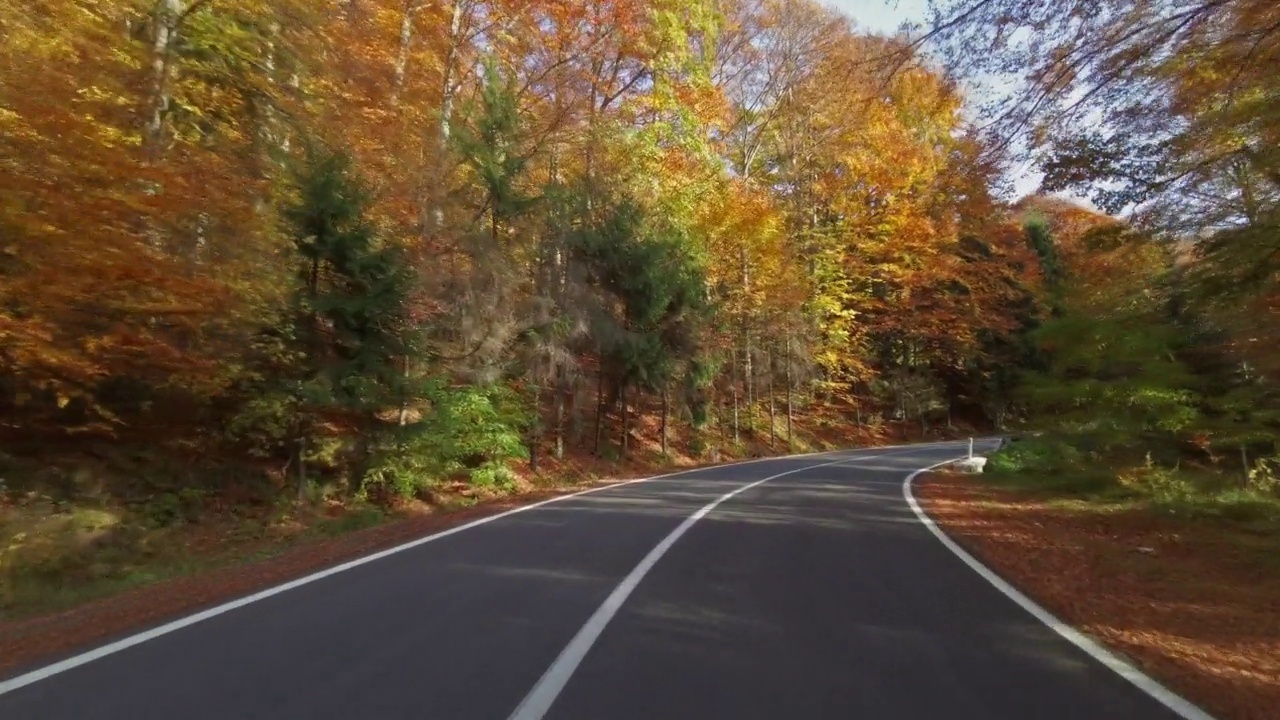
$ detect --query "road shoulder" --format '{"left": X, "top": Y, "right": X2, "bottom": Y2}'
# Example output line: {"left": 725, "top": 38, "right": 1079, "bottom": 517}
{"left": 917, "top": 471, "right": 1280, "bottom": 720}
{"left": 0, "top": 478, "right": 637, "bottom": 679}
{"left": 0, "top": 448, "right": 849, "bottom": 683}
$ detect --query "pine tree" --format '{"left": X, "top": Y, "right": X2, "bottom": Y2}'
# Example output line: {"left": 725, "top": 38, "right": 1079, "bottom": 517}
{"left": 452, "top": 57, "right": 540, "bottom": 243}
{"left": 1024, "top": 216, "right": 1065, "bottom": 316}
{"left": 283, "top": 148, "right": 415, "bottom": 491}
{"left": 1018, "top": 234, "right": 1197, "bottom": 459}
{"left": 565, "top": 191, "right": 709, "bottom": 456}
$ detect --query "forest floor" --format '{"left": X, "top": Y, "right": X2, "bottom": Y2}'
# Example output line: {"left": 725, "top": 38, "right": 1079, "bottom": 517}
{"left": 0, "top": 413, "right": 952, "bottom": 676}
{"left": 918, "top": 471, "right": 1280, "bottom": 720}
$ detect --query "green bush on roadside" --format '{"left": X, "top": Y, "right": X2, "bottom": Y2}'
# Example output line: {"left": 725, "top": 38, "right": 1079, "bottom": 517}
{"left": 986, "top": 437, "right": 1280, "bottom": 523}
{"left": 360, "top": 382, "right": 528, "bottom": 501}
{"left": 987, "top": 437, "right": 1084, "bottom": 475}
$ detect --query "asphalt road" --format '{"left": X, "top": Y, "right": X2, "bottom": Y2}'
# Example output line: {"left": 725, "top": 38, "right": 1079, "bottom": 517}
{"left": 0, "top": 441, "right": 1195, "bottom": 719}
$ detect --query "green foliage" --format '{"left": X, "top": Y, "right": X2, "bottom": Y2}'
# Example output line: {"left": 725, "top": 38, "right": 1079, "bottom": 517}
{"left": 684, "top": 356, "right": 719, "bottom": 430}
{"left": 111, "top": 145, "right": 427, "bottom": 506}
{"left": 1021, "top": 318, "right": 1197, "bottom": 445}
{"left": 361, "top": 382, "right": 528, "bottom": 499}
{"left": 688, "top": 433, "right": 707, "bottom": 458}
{"left": 1127, "top": 457, "right": 1198, "bottom": 505}
{"left": 12, "top": 0, "right": 1280, "bottom": 616}
{"left": 286, "top": 147, "right": 415, "bottom": 415}
{"left": 140, "top": 492, "right": 183, "bottom": 528}
{"left": 987, "top": 440, "right": 1280, "bottom": 522}
{"left": 1187, "top": 490, "right": 1280, "bottom": 524}
{"left": 140, "top": 488, "right": 205, "bottom": 528}
{"left": 987, "top": 436, "right": 1083, "bottom": 474}
{"left": 1248, "top": 456, "right": 1280, "bottom": 496}
{"left": 984, "top": 438, "right": 1120, "bottom": 495}
{"left": 419, "top": 381, "right": 528, "bottom": 479}
{"left": 1015, "top": 234, "right": 1198, "bottom": 455}
{"left": 227, "top": 387, "right": 303, "bottom": 458}
{"left": 452, "top": 57, "right": 540, "bottom": 228}
{"left": 564, "top": 190, "right": 710, "bottom": 397}
{"left": 1023, "top": 216, "right": 1064, "bottom": 292}
{"left": 226, "top": 146, "right": 423, "bottom": 493}
{"left": 1139, "top": 469, "right": 1280, "bottom": 523}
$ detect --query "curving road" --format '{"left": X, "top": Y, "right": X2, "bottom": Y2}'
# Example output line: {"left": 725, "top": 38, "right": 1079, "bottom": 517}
{"left": 0, "top": 441, "right": 1203, "bottom": 719}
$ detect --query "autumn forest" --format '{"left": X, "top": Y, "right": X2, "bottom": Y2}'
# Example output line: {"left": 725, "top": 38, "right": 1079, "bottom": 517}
{"left": 2, "top": 0, "right": 1279, "bottom": 601}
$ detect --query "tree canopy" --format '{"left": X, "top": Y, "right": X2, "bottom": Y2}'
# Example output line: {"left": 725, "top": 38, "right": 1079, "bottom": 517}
{"left": 1, "top": 0, "right": 1275, "bottom": 503}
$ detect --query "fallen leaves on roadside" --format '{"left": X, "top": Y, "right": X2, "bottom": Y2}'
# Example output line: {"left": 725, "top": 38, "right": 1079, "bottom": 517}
{"left": 918, "top": 473, "right": 1280, "bottom": 720}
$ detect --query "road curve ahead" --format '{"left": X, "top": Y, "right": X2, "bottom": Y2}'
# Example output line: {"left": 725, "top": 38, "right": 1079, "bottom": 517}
{"left": 0, "top": 441, "right": 1200, "bottom": 720}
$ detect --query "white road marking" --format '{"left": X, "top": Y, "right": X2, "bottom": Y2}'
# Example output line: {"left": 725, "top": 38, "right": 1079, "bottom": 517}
{"left": 903, "top": 459, "right": 1217, "bottom": 720}
{"left": 0, "top": 443, "right": 934, "bottom": 697}
{"left": 506, "top": 450, "right": 907, "bottom": 720}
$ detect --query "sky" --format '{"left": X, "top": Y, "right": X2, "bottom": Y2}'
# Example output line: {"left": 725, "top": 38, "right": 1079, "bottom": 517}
{"left": 821, "top": 0, "right": 929, "bottom": 35}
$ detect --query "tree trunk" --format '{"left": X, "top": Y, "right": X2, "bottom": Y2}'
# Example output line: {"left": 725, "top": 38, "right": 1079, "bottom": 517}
{"left": 554, "top": 380, "right": 565, "bottom": 459}
{"left": 585, "top": 52, "right": 601, "bottom": 212}
{"left": 768, "top": 346, "right": 776, "bottom": 450}
{"left": 785, "top": 331, "right": 794, "bottom": 452}
{"left": 298, "top": 249, "right": 323, "bottom": 501}
{"left": 1241, "top": 445, "right": 1250, "bottom": 485}
{"left": 390, "top": 0, "right": 417, "bottom": 105}
{"left": 146, "top": 0, "right": 183, "bottom": 157}
{"left": 731, "top": 349, "right": 740, "bottom": 443}
{"left": 295, "top": 435, "right": 308, "bottom": 500}
{"left": 257, "top": 21, "right": 281, "bottom": 171}
{"left": 308, "top": 253, "right": 321, "bottom": 312}
{"left": 349, "top": 429, "right": 371, "bottom": 494}
{"left": 424, "top": 0, "right": 465, "bottom": 237}
{"left": 619, "top": 383, "right": 629, "bottom": 457}
{"left": 593, "top": 366, "right": 605, "bottom": 456}
{"left": 528, "top": 357, "right": 541, "bottom": 474}
{"left": 741, "top": 246, "right": 753, "bottom": 434}
{"left": 397, "top": 356, "right": 411, "bottom": 426}
{"left": 570, "top": 377, "right": 584, "bottom": 448}
{"left": 661, "top": 384, "right": 669, "bottom": 456}
{"left": 718, "top": 393, "right": 727, "bottom": 445}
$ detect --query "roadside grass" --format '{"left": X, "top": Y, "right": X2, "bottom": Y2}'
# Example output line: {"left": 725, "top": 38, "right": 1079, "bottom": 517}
{"left": 0, "top": 471, "right": 608, "bottom": 622}
{"left": 1, "top": 501, "right": 367, "bottom": 621}
{"left": 966, "top": 431, "right": 1280, "bottom": 561}
{"left": 984, "top": 436, "right": 1280, "bottom": 525}
{"left": 965, "top": 435, "right": 1280, "bottom": 579}
{"left": 0, "top": 450, "right": 693, "bottom": 621}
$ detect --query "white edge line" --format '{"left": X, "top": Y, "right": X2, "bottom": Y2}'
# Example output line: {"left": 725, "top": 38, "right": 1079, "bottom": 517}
{"left": 507, "top": 451, "right": 902, "bottom": 720}
{"left": 903, "top": 461, "right": 1217, "bottom": 720}
{"left": 0, "top": 441, "right": 939, "bottom": 696}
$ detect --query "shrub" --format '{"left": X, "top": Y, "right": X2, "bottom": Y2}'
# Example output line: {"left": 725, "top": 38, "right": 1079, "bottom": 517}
{"left": 142, "top": 493, "right": 184, "bottom": 528}
{"left": 987, "top": 436, "right": 1084, "bottom": 475}
{"left": 1121, "top": 458, "right": 1196, "bottom": 505}
{"left": 1248, "top": 456, "right": 1280, "bottom": 496}
{"left": 360, "top": 382, "right": 528, "bottom": 501}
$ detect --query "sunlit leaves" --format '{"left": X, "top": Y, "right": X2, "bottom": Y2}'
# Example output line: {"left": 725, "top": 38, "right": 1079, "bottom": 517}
{"left": 1, "top": 0, "right": 1057, "bottom": 450}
